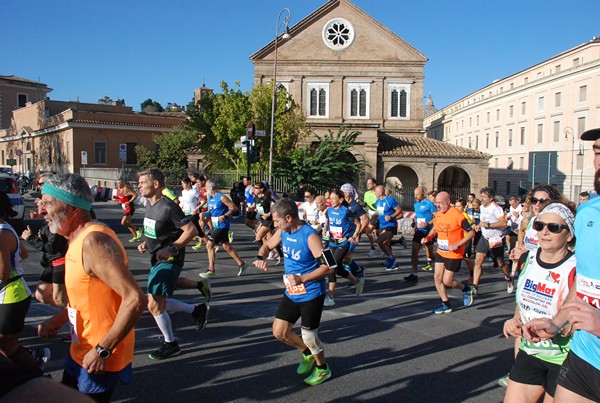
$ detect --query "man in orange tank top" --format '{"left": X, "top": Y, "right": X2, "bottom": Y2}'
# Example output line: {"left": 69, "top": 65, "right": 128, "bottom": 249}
{"left": 422, "top": 191, "right": 476, "bottom": 314}
{"left": 37, "top": 173, "right": 146, "bottom": 402}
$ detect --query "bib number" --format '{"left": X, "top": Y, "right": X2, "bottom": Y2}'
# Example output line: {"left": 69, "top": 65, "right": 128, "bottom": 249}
{"left": 330, "top": 225, "right": 343, "bottom": 240}
{"left": 67, "top": 306, "right": 81, "bottom": 344}
{"left": 283, "top": 275, "right": 306, "bottom": 295}
{"left": 488, "top": 236, "right": 503, "bottom": 248}
{"left": 438, "top": 239, "right": 449, "bottom": 252}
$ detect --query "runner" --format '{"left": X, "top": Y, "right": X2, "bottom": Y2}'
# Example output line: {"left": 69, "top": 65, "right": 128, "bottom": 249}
{"left": 199, "top": 180, "right": 247, "bottom": 278}
{"left": 340, "top": 183, "right": 368, "bottom": 285}
{"left": 137, "top": 168, "right": 209, "bottom": 360}
{"left": 405, "top": 186, "right": 436, "bottom": 282}
{"left": 113, "top": 179, "right": 141, "bottom": 242}
{"left": 424, "top": 191, "right": 475, "bottom": 313}
{"left": 253, "top": 198, "right": 333, "bottom": 386}
{"left": 302, "top": 188, "right": 319, "bottom": 231}
{"left": 323, "top": 189, "right": 364, "bottom": 306}
{"left": 363, "top": 178, "right": 379, "bottom": 257}
{"left": 375, "top": 185, "right": 402, "bottom": 270}
{"left": 242, "top": 176, "right": 258, "bottom": 232}
{"left": 37, "top": 173, "right": 146, "bottom": 400}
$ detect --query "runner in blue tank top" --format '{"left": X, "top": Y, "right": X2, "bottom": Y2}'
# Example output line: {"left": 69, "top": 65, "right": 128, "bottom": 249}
{"left": 374, "top": 186, "right": 402, "bottom": 270}
{"left": 253, "top": 198, "right": 333, "bottom": 386}
{"left": 200, "top": 181, "right": 246, "bottom": 278}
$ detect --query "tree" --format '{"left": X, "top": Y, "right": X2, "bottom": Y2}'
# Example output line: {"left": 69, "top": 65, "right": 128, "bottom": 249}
{"left": 185, "top": 81, "right": 307, "bottom": 171}
{"left": 141, "top": 98, "right": 164, "bottom": 113}
{"left": 275, "top": 127, "right": 369, "bottom": 191}
{"left": 135, "top": 125, "right": 197, "bottom": 184}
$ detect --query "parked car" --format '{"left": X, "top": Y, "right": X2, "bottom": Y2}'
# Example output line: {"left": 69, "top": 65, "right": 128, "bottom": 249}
{"left": 0, "top": 173, "right": 25, "bottom": 232}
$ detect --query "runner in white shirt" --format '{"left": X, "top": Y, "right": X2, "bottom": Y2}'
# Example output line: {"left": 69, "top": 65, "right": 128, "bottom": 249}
{"left": 302, "top": 189, "right": 319, "bottom": 231}
{"left": 472, "top": 187, "right": 511, "bottom": 297}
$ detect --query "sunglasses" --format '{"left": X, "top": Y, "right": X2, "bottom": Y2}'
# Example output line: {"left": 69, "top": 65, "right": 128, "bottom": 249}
{"left": 532, "top": 220, "right": 569, "bottom": 234}
{"left": 531, "top": 197, "right": 550, "bottom": 205}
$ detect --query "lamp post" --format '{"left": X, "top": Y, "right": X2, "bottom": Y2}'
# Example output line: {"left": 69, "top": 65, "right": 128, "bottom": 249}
{"left": 268, "top": 8, "right": 291, "bottom": 187}
{"left": 564, "top": 126, "right": 575, "bottom": 200}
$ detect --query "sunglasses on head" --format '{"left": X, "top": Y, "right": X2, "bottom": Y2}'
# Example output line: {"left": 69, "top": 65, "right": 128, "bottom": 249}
{"left": 532, "top": 220, "right": 569, "bottom": 234}
{"left": 531, "top": 197, "right": 550, "bottom": 205}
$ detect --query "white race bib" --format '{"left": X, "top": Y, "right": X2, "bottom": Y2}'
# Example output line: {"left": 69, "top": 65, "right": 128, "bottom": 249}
{"left": 67, "top": 305, "right": 81, "bottom": 344}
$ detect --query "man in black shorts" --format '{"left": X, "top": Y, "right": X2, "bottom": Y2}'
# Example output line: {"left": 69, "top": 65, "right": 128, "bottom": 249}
{"left": 253, "top": 198, "right": 333, "bottom": 385}
{"left": 137, "top": 168, "right": 209, "bottom": 360}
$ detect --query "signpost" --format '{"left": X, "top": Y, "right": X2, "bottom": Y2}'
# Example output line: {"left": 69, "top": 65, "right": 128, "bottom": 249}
{"left": 81, "top": 151, "right": 88, "bottom": 166}
{"left": 119, "top": 144, "right": 127, "bottom": 162}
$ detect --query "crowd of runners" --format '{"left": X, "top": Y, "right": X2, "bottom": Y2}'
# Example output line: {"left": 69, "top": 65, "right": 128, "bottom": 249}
{"left": 1, "top": 128, "right": 600, "bottom": 402}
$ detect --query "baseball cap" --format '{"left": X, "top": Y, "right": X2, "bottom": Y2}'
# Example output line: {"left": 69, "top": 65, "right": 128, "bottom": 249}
{"left": 580, "top": 128, "right": 600, "bottom": 141}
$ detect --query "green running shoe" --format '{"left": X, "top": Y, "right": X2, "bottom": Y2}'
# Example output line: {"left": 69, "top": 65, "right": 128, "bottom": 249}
{"left": 304, "top": 364, "right": 332, "bottom": 386}
{"left": 296, "top": 354, "right": 315, "bottom": 375}
{"left": 237, "top": 262, "right": 247, "bottom": 277}
{"left": 192, "top": 242, "right": 204, "bottom": 250}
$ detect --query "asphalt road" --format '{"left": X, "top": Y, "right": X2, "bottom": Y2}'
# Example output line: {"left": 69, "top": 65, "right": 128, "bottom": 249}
{"left": 19, "top": 197, "right": 515, "bottom": 402}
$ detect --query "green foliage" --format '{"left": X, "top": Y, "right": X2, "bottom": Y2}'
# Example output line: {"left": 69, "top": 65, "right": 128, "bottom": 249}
{"left": 134, "top": 125, "right": 197, "bottom": 184}
{"left": 141, "top": 98, "right": 164, "bottom": 113}
{"left": 185, "top": 81, "right": 306, "bottom": 171}
{"left": 275, "top": 127, "right": 369, "bottom": 191}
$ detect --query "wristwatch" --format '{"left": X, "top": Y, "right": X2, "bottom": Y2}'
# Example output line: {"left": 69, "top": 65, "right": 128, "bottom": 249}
{"left": 95, "top": 344, "right": 112, "bottom": 359}
{"left": 169, "top": 244, "right": 178, "bottom": 254}
{"left": 487, "top": 222, "right": 491, "bottom": 229}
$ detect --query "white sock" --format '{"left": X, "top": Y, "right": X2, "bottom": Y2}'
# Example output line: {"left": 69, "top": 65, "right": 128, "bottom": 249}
{"left": 166, "top": 298, "right": 194, "bottom": 314}
{"left": 154, "top": 312, "right": 175, "bottom": 343}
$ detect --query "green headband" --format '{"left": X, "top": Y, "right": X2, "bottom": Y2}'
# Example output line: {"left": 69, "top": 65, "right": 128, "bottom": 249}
{"left": 41, "top": 184, "right": 92, "bottom": 211}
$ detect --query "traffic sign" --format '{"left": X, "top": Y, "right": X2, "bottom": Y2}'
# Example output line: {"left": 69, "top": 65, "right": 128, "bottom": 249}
{"left": 247, "top": 122, "right": 255, "bottom": 138}
{"left": 81, "top": 151, "right": 88, "bottom": 165}
{"left": 234, "top": 142, "right": 245, "bottom": 148}
{"left": 255, "top": 130, "right": 266, "bottom": 137}
{"left": 119, "top": 144, "right": 127, "bottom": 162}
{"left": 15, "top": 149, "right": 23, "bottom": 156}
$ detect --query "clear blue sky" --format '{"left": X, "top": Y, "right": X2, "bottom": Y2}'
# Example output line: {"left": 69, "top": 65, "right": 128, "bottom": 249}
{"left": 3, "top": 0, "right": 599, "bottom": 111}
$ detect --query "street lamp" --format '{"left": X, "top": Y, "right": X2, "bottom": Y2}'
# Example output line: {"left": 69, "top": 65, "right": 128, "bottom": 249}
{"left": 268, "top": 8, "right": 291, "bottom": 187}
{"left": 564, "top": 126, "right": 575, "bottom": 200}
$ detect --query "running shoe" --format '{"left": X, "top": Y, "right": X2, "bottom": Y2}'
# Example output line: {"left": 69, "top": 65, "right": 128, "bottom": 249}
{"left": 497, "top": 374, "right": 510, "bottom": 387}
{"left": 367, "top": 248, "right": 377, "bottom": 257}
{"left": 506, "top": 280, "right": 515, "bottom": 294}
{"left": 421, "top": 263, "right": 433, "bottom": 271}
{"left": 192, "top": 242, "right": 204, "bottom": 251}
{"left": 192, "top": 303, "right": 209, "bottom": 332}
{"left": 297, "top": 354, "right": 315, "bottom": 375}
{"left": 136, "top": 229, "right": 142, "bottom": 239}
{"left": 237, "top": 262, "right": 247, "bottom": 277}
{"left": 463, "top": 286, "right": 474, "bottom": 307}
{"left": 30, "top": 348, "right": 51, "bottom": 369}
{"left": 199, "top": 269, "right": 215, "bottom": 279}
{"left": 323, "top": 296, "right": 335, "bottom": 307}
{"left": 384, "top": 256, "right": 397, "bottom": 271}
{"left": 197, "top": 279, "right": 212, "bottom": 302}
{"left": 128, "top": 235, "right": 138, "bottom": 243}
{"left": 377, "top": 251, "right": 386, "bottom": 258}
{"left": 472, "top": 285, "right": 478, "bottom": 295}
{"left": 149, "top": 341, "right": 181, "bottom": 360}
{"left": 267, "top": 250, "right": 278, "bottom": 260}
{"left": 404, "top": 273, "right": 418, "bottom": 282}
{"left": 215, "top": 245, "right": 220, "bottom": 253}
{"left": 228, "top": 231, "right": 234, "bottom": 243}
{"left": 433, "top": 303, "right": 452, "bottom": 314}
{"left": 304, "top": 364, "right": 332, "bottom": 386}
{"left": 356, "top": 276, "right": 365, "bottom": 296}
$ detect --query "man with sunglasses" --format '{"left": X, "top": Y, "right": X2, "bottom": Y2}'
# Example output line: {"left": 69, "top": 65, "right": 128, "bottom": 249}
{"left": 472, "top": 187, "right": 511, "bottom": 297}
{"left": 523, "top": 128, "right": 600, "bottom": 402}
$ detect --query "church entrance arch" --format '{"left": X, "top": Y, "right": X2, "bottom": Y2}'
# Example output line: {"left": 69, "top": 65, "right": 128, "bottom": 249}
{"left": 437, "top": 166, "right": 471, "bottom": 201}
{"left": 384, "top": 164, "right": 418, "bottom": 210}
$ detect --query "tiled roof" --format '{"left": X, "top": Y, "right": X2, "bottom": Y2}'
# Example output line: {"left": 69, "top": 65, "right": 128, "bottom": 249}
{"left": 70, "top": 118, "right": 182, "bottom": 128}
{"left": 379, "top": 134, "right": 491, "bottom": 159}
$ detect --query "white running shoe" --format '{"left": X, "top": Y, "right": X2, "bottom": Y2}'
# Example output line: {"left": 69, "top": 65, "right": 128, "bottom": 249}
{"left": 367, "top": 249, "right": 377, "bottom": 257}
{"left": 323, "top": 296, "right": 335, "bottom": 307}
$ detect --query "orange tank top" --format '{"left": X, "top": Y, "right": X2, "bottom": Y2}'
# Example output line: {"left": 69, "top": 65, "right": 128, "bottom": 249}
{"left": 434, "top": 207, "right": 469, "bottom": 260}
{"left": 65, "top": 224, "right": 135, "bottom": 371}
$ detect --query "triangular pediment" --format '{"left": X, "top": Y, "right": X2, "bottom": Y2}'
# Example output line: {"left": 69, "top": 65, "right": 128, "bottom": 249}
{"left": 251, "top": 0, "right": 427, "bottom": 66}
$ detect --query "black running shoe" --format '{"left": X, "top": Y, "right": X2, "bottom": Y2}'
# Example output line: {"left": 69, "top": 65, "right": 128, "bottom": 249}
{"left": 149, "top": 341, "right": 181, "bottom": 360}
{"left": 404, "top": 273, "right": 418, "bottom": 282}
{"left": 192, "top": 303, "right": 209, "bottom": 332}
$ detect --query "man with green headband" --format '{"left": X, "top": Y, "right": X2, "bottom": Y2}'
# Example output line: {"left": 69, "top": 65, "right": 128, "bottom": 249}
{"left": 37, "top": 173, "right": 146, "bottom": 401}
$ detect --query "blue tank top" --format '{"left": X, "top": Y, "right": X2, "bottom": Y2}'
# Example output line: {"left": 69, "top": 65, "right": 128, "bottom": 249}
{"left": 570, "top": 196, "right": 600, "bottom": 369}
{"left": 376, "top": 196, "right": 398, "bottom": 229}
{"left": 244, "top": 186, "right": 254, "bottom": 204}
{"left": 414, "top": 199, "right": 436, "bottom": 232}
{"left": 281, "top": 223, "right": 325, "bottom": 302}
{"left": 326, "top": 205, "right": 356, "bottom": 247}
{"left": 208, "top": 192, "right": 230, "bottom": 229}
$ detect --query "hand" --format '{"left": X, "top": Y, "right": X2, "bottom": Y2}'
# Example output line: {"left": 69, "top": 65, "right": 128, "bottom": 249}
{"left": 503, "top": 318, "right": 523, "bottom": 339}
{"left": 155, "top": 246, "right": 172, "bottom": 261}
{"left": 253, "top": 259, "right": 268, "bottom": 271}
{"left": 349, "top": 235, "right": 359, "bottom": 244}
{"left": 137, "top": 242, "right": 147, "bottom": 254}
{"left": 563, "top": 298, "right": 600, "bottom": 337}
{"left": 218, "top": 215, "right": 226, "bottom": 222}
{"left": 82, "top": 348, "right": 107, "bottom": 374}
{"left": 385, "top": 215, "right": 391, "bottom": 222}
{"left": 286, "top": 274, "right": 303, "bottom": 286}
{"left": 510, "top": 246, "right": 526, "bottom": 262}
{"left": 38, "top": 316, "right": 64, "bottom": 338}
{"left": 29, "top": 209, "right": 41, "bottom": 219}
{"left": 522, "top": 318, "right": 559, "bottom": 342}
{"left": 417, "top": 221, "right": 427, "bottom": 228}
{"left": 21, "top": 225, "right": 32, "bottom": 240}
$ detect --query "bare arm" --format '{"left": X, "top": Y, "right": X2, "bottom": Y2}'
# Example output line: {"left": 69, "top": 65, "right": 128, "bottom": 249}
{"left": 254, "top": 229, "right": 282, "bottom": 271}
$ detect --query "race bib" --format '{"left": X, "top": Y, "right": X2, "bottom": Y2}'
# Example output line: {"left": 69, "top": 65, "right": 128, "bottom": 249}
{"left": 211, "top": 217, "right": 220, "bottom": 227}
{"left": 377, "top": 206, "right": 385, "bottom": 215}
{"left": 577, "top": 274, "right": 600, "bottom": 309}
{"left": 438, "top": 239, "right": 449, "bottom": 252}
{"left": 522, "top": 338, "right": 562, "bottom": 356}
{"left": 283, "top": 275, "right": 306, "bottom": 295}
{"left": 330, "top": 225, "right": 343, "bottom": 240}
{"left": 257, "top": 205, "right": 265, "bottom": 215}
{"left": 67, "top": 305, "right": 81, "bottom": 344}
{"left": 417, "top": 218, "right": 426, "bottom": 226}
{"left": 143, "top": 217, "right": 157, "bottom": 239}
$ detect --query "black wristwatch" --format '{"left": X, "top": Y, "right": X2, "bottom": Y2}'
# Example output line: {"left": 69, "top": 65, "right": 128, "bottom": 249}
{"left": 169, "top": 244, "right": 178, "bottom": 254}
{"left": 96, "top": 344, "right": 112, "bottom": 359}
{"left": 487, "top": 222, "right": 491, "bottom": 229}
